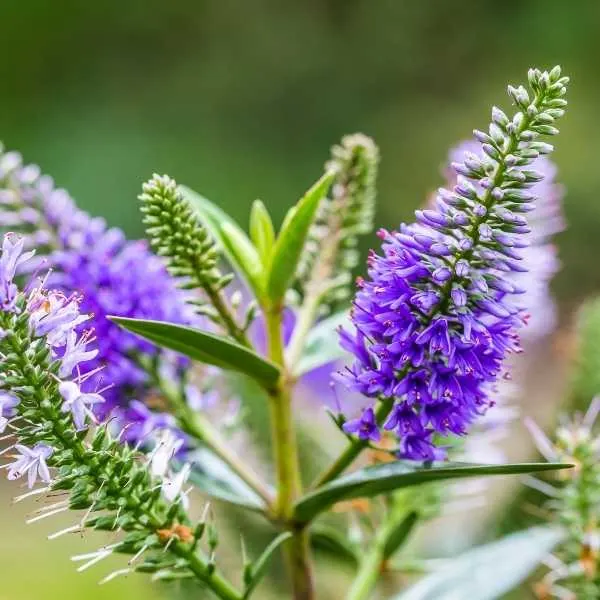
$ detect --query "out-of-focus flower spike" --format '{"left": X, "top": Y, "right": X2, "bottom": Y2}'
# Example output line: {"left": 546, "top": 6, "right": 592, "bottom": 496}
{"left": 297, "top": 133, "right": 379, "bottom": 313}
{"left": 525, "top": 417, "right": 559, "bottom": 462}
{"left": 534, "top": 403, "right": 600, "bottom": 598}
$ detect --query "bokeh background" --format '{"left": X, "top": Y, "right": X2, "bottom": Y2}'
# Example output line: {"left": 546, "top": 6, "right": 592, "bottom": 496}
{"left": 1, "top": 1, "right": 599, "bottom": 598}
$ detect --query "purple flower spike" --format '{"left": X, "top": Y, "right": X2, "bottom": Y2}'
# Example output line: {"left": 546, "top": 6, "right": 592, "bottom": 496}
{"left": 0, "top": 148, "right": 198, "bottom": 434}
{"left": 337, "top": 68, "right": 569, "bottom": 459}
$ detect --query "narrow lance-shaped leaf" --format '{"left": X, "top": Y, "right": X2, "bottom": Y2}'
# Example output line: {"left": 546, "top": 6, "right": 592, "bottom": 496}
{"left": 383, "top": 511, "right": 419, "bottom": 561}
{"left": 249, "top": 199, "right": 276, "bottom": 267}
{"left": 110, "top": 317, "right": 280, "bottom": 388}
{"left": 310, "top": 525, "right": 359, "bottom": 565}
{"left": 394, "top": 526, "right": 565, "bottom": 600}
{"left": 267, "top": 171, "right": 335, "bottom": 302}
{"left": 293, "top": 461, "right": 571, "bottom": 523}
{"left": 180, "top": 185, "right": 265, "bottom": 298}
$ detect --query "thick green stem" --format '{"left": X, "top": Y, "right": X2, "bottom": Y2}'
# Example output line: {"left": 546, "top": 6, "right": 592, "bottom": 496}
{"left": 346, "top": 543, "right": 384, "bottom": 600}
{"left": 265, "top": 303, "right": 315, "bottom": 600}
{"left": 346, "top": 504, "right": 418, "bottom": 600}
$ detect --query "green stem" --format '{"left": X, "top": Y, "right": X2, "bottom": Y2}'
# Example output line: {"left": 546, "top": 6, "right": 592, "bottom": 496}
{"left": 286, "top": 289, "right": 322, "bottom": 371}
{"left": 265, "top": 303, "right": 316, "bottom": 600}
{"left": 286, "top": 196, "right": 345, "bottom": 369}
{"left": 173, "top": 543, "right": 243, "bottom": 600}
{"left": 346, "top": 506, "right": 418, "bottom": 600}
{"left": 312, "top": 399, "right": 394, "bottom": 488}
{"left": 204, "top": 282, "right": 251, "bottom": 348}
{"left": 346, "top": 543, "right": 384, "bottom": 600}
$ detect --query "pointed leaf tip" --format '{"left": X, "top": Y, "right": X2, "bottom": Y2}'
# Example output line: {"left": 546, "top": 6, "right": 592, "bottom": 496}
{"left": 267, "top": 171, "right": 335, "bottom": 302}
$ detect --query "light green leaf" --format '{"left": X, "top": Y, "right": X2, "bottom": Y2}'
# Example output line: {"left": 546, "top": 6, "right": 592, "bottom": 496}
{"left": 294, "top": 462, "right": 571, "bottom": 523}
{"left": 267, "top": 171, "right": 335, "bottom": 302}
{"left": 394, "top": 526, "right": 565, "bottom": 600}
{"left": 110, "top": 317, "right": 280, "bottom": 388}
{"left": 180, "top": 186, "right": 265, "bottom": 297}
{"left": 249, "top": 199, "right": 276, "bottom": 267}
{"left": 243, "top": 532, "right": 293, "bottom": 599}
{"left": 185, "top": 449, "right": 268, "bottom": 513}
{"left": 383, "top": 511, "right": 419, "bottom": 561}
{"left": 295, "top": 310, "right": 351, "bottom": 376}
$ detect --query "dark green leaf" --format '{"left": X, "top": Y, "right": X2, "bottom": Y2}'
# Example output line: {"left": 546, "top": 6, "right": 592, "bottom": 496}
{"left": 185, "top": 449, "right": 268, "bottom": 513}
{"left": 110, "top": 317, "right": 280, "bottom": 387}
{"left": 394, "top": 526, "right": 565, "bottom": 600}
{"left": 267, "top": 172, "right": 334, "bottom": 302}
{"left": 293, "top": 461, "right": 571, "bottom": 523}
{"left": 180, "top": 186, "right": 265, "bottom": 298}
{"left": 295, "top": 310, "right": 351, "bottom": 376}
{"left": 243, "top": 532, "right": 293, "bottom": 599}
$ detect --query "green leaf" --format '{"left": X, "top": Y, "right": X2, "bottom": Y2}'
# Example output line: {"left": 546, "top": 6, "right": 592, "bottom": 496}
{"left": 383, "top": 511, "right": 419, "bottom": 561}
{"left": 295, "top": 310, "right": 351, "bottom": 376}
{"left": 249, "top": 199, "right": 276, "bottom": 267}
{"left": 110, "top": 317, "right": 280, "bottom": 387}
{"left": 293, "top": 461, "right": 571, "bottom": 523}
{"left": 185, "top": 449, "right": 268, "bottom": 513}
{"left": 267, "top": 171, "right": 335, "bottom": 302}
{"left": 243, "top": 532, "right": 293, "bottom": 599}
{"left": 220, "top": 221, "right": 265, "bottom": 294}
{"left": 180, "top": 186, "right": 265, "bottom": 297}
{"left": 394, "top": 526, "right": 565, "bottom": 600}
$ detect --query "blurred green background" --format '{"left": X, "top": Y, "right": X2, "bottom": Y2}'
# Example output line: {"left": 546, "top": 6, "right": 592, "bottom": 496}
{"left": 1, "top": 1, "right": 598, "bottom": 598}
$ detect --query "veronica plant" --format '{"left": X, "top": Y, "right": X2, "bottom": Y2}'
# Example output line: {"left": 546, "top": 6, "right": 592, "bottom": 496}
{"left": 0, "top": 66, "right": 574, "bottom": 600}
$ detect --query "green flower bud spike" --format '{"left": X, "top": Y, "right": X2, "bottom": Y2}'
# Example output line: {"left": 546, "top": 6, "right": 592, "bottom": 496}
{"left": 140, "top": 174, "right": 250, "bottom": 346}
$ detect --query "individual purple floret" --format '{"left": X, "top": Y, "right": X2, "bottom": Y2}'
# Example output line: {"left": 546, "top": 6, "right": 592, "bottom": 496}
{"left": 336, "top": 67, "right": 569, "bottom": 460}
{"left": 342, "top": 407, "right": 381, "bottom": 442}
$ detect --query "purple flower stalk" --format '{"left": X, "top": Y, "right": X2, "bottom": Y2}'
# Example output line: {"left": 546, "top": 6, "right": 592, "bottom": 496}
{"left": 0, "top": 147, "right": 198, "bottom": 438}
{"left": 337, "top": 67, "right": 569, "bottom": 460}
{"left": 0, "top": 233, "right": 188, "bottom": 493}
